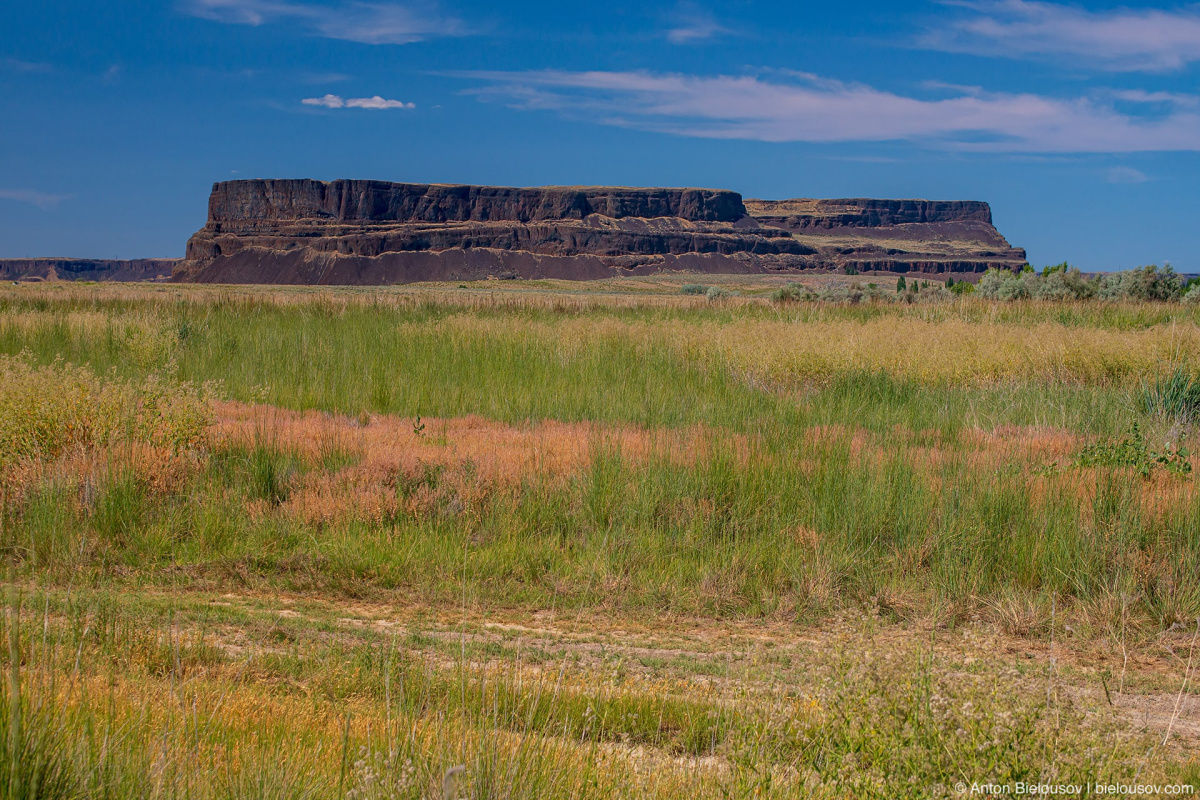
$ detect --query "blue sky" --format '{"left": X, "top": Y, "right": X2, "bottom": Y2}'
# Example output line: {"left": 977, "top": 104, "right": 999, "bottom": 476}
{"left": 2, "top": 1, "right": 1199, "bottom": 269}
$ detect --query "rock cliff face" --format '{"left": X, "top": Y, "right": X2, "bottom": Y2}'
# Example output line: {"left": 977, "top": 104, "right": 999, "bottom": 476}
{"left": 204, "top": 179, "right": 747, "bottom": 225}
{"left": 743, "top": 198, "right": 1025, "bottom": 275}
{"left": 0, "top": 259, "right": 177, "bottom": 283}
{"left": 175, "top": 180, "right": 1026, "bottom": 284}
{"left": 749, "top": 198, "right": 994, "bottom": 229}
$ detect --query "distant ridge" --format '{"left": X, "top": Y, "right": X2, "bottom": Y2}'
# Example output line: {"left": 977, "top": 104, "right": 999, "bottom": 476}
{"left": 0, "top": 258, "right": 177, "bottom": 283}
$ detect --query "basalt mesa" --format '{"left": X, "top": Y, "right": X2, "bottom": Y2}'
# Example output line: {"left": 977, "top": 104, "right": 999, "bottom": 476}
{"left": 173, "top": 179, "right": 1027, "bottom": 284}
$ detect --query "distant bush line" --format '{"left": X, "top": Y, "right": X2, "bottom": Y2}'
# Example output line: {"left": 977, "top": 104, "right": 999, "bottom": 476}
{"left": 769, "top": 264, "right": 1200, "bottom": 304}
{"left": 680, "top": 284, "right": 738, "bottom": 301}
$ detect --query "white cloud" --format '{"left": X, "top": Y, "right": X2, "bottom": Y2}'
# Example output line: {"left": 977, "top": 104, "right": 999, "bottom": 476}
{"left": 664, "top": 3, "right": 731, "bottom": 44}
{"left": 1107, "top": 166, "right": 1150, "bottom": 184}
{"left": 346, "top": 95, "right": 414, "bottom": 109}
{"left": 0, "top": 189, "right": 70, "bottom": 210}
{"left": 458, "top": 69, "right": 1200, "bottom": 152}
{"left": 184, "top": 0, "right": 463, "bottom": 44}
{"left": 303, "top": 94, "right": 347, "bottom": 108}
{"left": 925, "top": 0, "right": 1200, "bottom": 72}
{"left": 302, "top": 93, "right": 414, "bottom": 109}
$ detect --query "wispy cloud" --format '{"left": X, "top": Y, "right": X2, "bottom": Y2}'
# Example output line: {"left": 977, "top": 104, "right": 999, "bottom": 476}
{"left": 664, "top": 3, "right": 731, "bottom": 44}
{"left": 1107, "top": 166, "right": 1149, "bottom": 184}
{"left": 1113, "top": 89, "right": 1200, "bottom": 109}
{"left": 184, "top": 0, "right": 463, "bottom": 44}
{"left": 458, "top": 69, "right": 1200, "bottom": 152}
{"left": 299, "top": 71, "right": 353, "bottom": 84}
{"left": 925, "top": 0, "right": 1200, "bottom": 72}
{"left": 0, "top": 189, "right": 70, "bottom": 210}
{"left": 302, "top": 93, "right": 414, "bottom": 109}
{"left": 3, "top": 58, "right": 52, "bottom": 74}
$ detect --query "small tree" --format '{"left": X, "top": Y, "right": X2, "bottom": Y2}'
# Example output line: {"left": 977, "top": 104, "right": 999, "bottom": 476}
{"left": 896, "top": 276, "right": 907, "bottom": 292}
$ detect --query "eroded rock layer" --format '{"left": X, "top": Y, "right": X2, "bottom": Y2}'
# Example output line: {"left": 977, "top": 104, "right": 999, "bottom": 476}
{"left": 175, "top": 180, "right": 1026, "bottom": 284}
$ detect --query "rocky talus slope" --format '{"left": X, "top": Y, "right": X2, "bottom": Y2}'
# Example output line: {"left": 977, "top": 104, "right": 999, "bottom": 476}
{"left": 173, "top": 180, "right": 1027, "bottom": 284}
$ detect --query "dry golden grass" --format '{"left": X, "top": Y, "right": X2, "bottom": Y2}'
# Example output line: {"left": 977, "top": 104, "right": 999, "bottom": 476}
{"left": 340, "top": 310, "right": 1200, "bottom": 388}
{"left": 675, "top": 315, "right": 1200, "bottom": 386}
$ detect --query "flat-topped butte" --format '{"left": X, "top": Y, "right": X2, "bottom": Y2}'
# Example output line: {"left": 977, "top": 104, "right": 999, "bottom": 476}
{"left": 175, "top": 179, "right": 1026, "bottom": 284}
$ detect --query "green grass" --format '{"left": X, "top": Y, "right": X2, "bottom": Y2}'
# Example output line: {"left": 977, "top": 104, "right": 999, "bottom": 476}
{"left": 0, "top": 285, "right": 1198, "bottom": 797}
{"left": 0, "top": 293, "right": 1158, "bottom": 438}
{"left": 0, "top": 288, "right": 1195, "bottom": 622}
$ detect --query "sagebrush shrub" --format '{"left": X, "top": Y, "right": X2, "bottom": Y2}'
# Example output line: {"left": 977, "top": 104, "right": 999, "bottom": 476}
{"left": 977, "top": 264, "right": 1185, "bottom": 302}
{"left": 770, "top": 283, "right": 809, "bottom": 302}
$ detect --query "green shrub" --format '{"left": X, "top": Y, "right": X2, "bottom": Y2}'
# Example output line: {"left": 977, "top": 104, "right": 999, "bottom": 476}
{"left": 976, "top": 268, "right": 1029, "bottom": 300}
{"left": 1031, "top": 266, "right": 1094, "bottom": 300}
{"left": 976, "top": 264, "right": 1185, "bottom": 302}
{"left": 1096, "top": 265, "right": 1184, "bottom": 301}
{"left": 1120, "top": 264, "right": 1185, "bottom": 301}
{"left": 770, "top": 283, "right": 809, "bottom": 303}
{"left": 816, "top": 283, "right": 864, "bottom": 304}
{"left": 680, "top": 284, "right": 709, "bottom": 296}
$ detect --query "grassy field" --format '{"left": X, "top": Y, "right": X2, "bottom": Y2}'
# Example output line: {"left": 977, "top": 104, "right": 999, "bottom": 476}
{"left": 1, "top": 278, "right": 1198, "bottom": 798}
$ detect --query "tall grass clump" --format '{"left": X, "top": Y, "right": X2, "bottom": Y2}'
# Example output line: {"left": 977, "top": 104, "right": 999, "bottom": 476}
{"left": 0, "top": 589, "right": 78, "bottom": 800}
{"left": 1142, "top": 368, "right": 1200, "bottom": 426}
{"left": 246, "top": 439, "right": 298, "bottom": 506}
{"left": 0, "top": 697, "right": 78, "bottom": 800}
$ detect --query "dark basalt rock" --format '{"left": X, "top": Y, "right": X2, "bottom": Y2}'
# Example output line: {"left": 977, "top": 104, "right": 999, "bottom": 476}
{"left": 206, "top": 180, "right": 747, "bottom": 226}
{"left": 749, "top": 198, "right": 994, "bottom": 230}
{"left": 174, "top": 180, "right": 1027, "bottom": 284}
